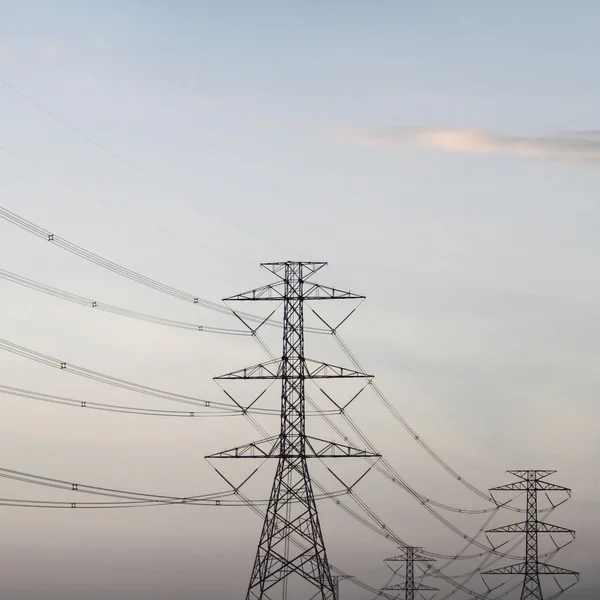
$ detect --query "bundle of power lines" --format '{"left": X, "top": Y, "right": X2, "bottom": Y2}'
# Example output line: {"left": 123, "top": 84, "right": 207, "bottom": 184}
{"left": 0, "top": 77, "right": 578, "bottom": 600}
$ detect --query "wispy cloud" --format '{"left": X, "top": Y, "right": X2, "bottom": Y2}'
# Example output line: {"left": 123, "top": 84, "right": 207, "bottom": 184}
{"left": 338, "top": 127, "right": 600, "bottom": 165}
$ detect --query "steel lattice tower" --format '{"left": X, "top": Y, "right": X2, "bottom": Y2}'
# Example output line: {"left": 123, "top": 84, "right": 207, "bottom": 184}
{"left": 382, "top": 547, "right": 437, "bottom": 600}
{"left": 207, "top": 261, "right": 378, "bottom": 600}
{"left": 482, "top": 470, "right": 579, "bottom": 600}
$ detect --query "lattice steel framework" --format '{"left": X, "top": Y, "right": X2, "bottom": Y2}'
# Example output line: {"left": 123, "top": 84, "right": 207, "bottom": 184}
{"left": 382, "top": 547, "right": 437, "bottom": 600}
{"left": 482, "top": 470, "right": 579, "bottom": 600}
{"left": 207, "top": 261, "right": 378, "bottom": 600}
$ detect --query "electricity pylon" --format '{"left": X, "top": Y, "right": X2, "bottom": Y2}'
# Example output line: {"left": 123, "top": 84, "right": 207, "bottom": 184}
{"left": 207, "top": 261, "right": 378, "bottom": 599}
{"left": 482, "top": 470, "right": 579, "bottom": 600}
{"left": 382, "top": 547, "right": 437, "bottom": 600}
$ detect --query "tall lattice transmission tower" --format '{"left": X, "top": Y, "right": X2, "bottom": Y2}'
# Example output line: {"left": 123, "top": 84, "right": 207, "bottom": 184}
{"left": 382, "top": 547, "right": 438, "bottom": 600}
{"left": 482, "top": 470, "right": 579, "bottom": 600}
{"left": 207, "top": 261, "right": 378, "bottom": 599}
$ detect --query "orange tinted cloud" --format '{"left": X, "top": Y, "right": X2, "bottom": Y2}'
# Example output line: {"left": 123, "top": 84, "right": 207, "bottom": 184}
{"left": 339, "top": 127, "right": 600, "bottom": 165}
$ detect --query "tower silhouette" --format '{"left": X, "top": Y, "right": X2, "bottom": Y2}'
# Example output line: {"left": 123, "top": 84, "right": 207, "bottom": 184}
{"left": 207, "top": 261, "right": 378, "bottom": 599}
{"left": 482, "top": 470, "right": 579, "bottom": 600}
{"left": 382, "top": 547, "right": 437, "bottom": 600}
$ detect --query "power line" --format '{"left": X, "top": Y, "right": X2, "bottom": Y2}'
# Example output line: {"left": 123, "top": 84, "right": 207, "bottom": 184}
{"left": 0, "top": 236, "right": 580, "bottom": 592}
{"left": 0, "top": 76, "right": 298, "bottom": 257}
{"left": 0, "top": 491, "right": 349, "bottom": 510}
{"left": 0, "top": 383, "right": 243, "bottom": 418}
{"left": 224, "top": 291, "right": 552, "bottom": 592}
{"left": 0, "top": 267, "right": 249, "bottom": 336}
{"left": 0, "top": 336, "right": 237, "bottom": 411}
{"left": 0, "top": 465, "right": 350, "bottom": 509}
{"left": 333, "top": 332, "right": 493, "bottom": 501}
{"left": 0, "top": 203, "right": 327, "bottom": 333}
{"left": 0, "top": 204, "right": 232, "bottom": 314}
{"left": 252, "top": 326, "right": 499, "bottom": 519}
{"left": 244, "top": 323, "right": 563, "bottom": 595}
{"left": 1, "top": 205, "right": 522, "bottom": 568}
{"left": 244, "top": 333, "right": 527, "bottom": 564}
{"left": 0, "top": 335, "right": 338, "bottom": 416}
{"left": 0, "top": 465, "right": 232, "bottom": 503}
{"left": 252, "top": 336, "right": 527, "bottom": 558}
{"left": 0, "top": 144, "right": 251, "bottom": 266}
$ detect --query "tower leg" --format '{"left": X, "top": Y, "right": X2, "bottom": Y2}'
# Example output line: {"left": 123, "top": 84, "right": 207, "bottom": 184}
{"left": 246, "top": 456, "right": 335, "bottom": 599}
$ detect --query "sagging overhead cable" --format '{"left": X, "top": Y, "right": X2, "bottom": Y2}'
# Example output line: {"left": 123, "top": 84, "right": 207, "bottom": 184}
{"left": 0, "top": 205, "right": 326, "bottom": 333}
{"left": 0, "top": 465, "right": 232, "bottom": 503}
{"left": 0, "top": 205, "right": 232, "bottom": 314}
{"left": 334, "top": 332, "right": 493, "bottom": 502}
{"left": 231, "top": 338, "right": 533, "bottom": 568}
{"left": 0, "top": 465, "right": 349, "bottom": 509}
{"left": 249, "top": 332, "right": 513, "bottom": 559}
{"left": 0, "top": 336, "right": 338, "bottom": 417}
{"left": 0, "top": 383, "right": 244, "bottom": 418}
{"left": 0, "top": 76, "right": 296, "bottom": 257}
{"left": 0, "top": 268, "right": 249, "bottom": 336}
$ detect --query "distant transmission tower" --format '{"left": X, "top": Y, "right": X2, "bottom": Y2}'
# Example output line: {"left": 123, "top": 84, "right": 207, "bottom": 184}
{"left": 482, "top": 470, "right": 579, "bottom": 600}
{"left": 207, "top": 261, "right": 378, "bottom": 599}
{"left": 382, "top": 547, "right": 438, "bottom": 600}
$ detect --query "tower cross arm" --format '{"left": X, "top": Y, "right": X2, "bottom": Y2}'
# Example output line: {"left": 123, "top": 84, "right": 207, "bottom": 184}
{"left": 487, "top": 521, "right": 575, "bottom": 534}
{"left": 490, "top": 481, "right": 527, "bottom": 492}
{"left": 223, "top": 281, "right": 365, "bottom": 302}
{"left": 507, "top": 470, "right": 556, "bottom": 480}
{"left": 483, "top": 563, "right": 580, "bottom": 578}
{"left": 535, "top": 481, "right": 571, "bottom": 493}
{"left": 214, "top": 358, "right": 372, "bottom": 380}
{"left": 302, "top": 282, "right": 365, "bottom": 301}
{"left": 383, "top": 583, "right": 438, "bottom": 591}
{"left": 537, "top": 563, "right": 580, "bottom": 576}
{"left": 491, "top": 480, "right": 570, "bottom": 494}
{"left": 305, "top": 359, "right": 372, "bottom": 379}
{"left": 305, "top": 435, "right": 380, "bottom": 458}
{"left": 482, "top": 562, "right": 526, "bottom": 576}
{"left": 205, "top": 436, "right": 279, "bottom": 459}
{"left": 214, "top": 359, "right": 283, "bottom": 380}
{"left": 384, "top": 549, "right": 431, "bottom": 562}
{"left": 223, "top": 281, "right": 286, "bottom": 301}
{"left": 536, "top": 522, "right": 576, "bottom": 534}
{"left": 206, "top": 435, "right": 380, "bottom": 460}
{"left": 487, "top": 521, "right": 526, "bottom": 534}
{"left": 261, "top": 261, "right": 327, "bottom": 280}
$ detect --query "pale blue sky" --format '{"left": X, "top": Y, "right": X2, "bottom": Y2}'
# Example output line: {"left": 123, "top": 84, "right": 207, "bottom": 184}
{"left": 0, "top": 2, "right": 598, "bottom": 599}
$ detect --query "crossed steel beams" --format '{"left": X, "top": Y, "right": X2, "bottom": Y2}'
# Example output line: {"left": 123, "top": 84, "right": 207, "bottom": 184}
{"left": 207, "top": 262, "right": 378, "bottom": 600}
{"left": 482, "top": 470, "right": 579, "bottom": 600}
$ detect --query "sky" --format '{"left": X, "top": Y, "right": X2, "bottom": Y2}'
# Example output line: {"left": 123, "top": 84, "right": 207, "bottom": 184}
{"left": 0, "top": 1, "right": 599, "bottom": 598}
